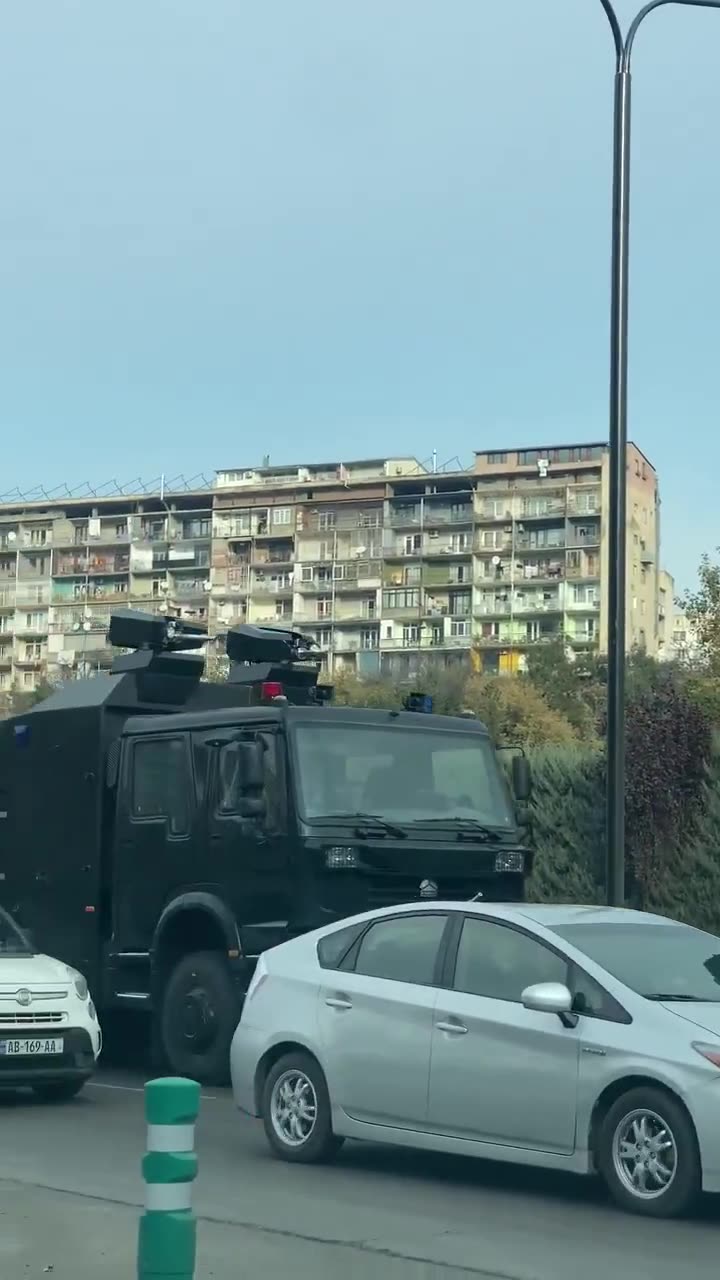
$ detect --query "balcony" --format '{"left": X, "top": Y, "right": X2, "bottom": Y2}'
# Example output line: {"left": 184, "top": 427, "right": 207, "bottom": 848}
{"left": 14, "top": 619, "right": 48, "bottom": 639}
{"left": 566, "top": 596, "right": 600, "bottom": 612}
{"left": 475, "top": 628, "right": 564, "bottom": 649}
{"left": 474, "top": 503, "right": 514, "bottom": 524}
{"left": 169, "top": 580, "right": 209, "bottom": 601}
{"left": 380, "top": 633, "right": 471, "bottom": 651}
{"left": 475, "top": 600, "right": 512, "bottom": 617}
{"left": 15, "top": 586, "right": 51, "bottom": 608}
{"left": 14, "top": 653, "right": 44, "bottom": 668}
{"left": 513, "top": 596, "right": 563, "bottom": 614}
{"left": 568, "top": 528, "right": 601, "bottom": 549}
{"left": 0, "top": 588, "right": 15, "bottom": 610}
{"left": 388, "top": 506, "right": 474, "bottom": 530}
{"left": 248, "top": 548, "right": 294, "bottom": 568}
{"left": 303, "top": 509, "right": 382, "bottom": 534}
{"left": 519, "top": 497, "right": 566, "bottom": 520}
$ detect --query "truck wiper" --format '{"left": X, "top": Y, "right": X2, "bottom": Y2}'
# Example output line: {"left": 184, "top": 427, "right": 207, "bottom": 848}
{"left": 406, "top": 818, "right": 497, "bottom": 841}
{"left": 642, "top": 993, "right": 717, "bottom": 1002}
{"left": 320, "top": 812, "right": 408, "bottom": 839}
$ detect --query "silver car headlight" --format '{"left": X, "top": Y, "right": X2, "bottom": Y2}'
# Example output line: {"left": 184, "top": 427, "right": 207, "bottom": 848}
{"left": 66, "top": 967, "right": 89, "bottom": 1000}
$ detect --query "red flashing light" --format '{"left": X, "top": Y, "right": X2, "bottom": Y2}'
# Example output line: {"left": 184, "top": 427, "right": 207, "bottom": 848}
{"left": 261, "top": 681, "right": 284, "bottom": 700}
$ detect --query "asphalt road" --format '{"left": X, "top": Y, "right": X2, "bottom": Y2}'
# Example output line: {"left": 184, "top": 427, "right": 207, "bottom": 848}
{"left": 1, "top": 1064, "right": 719, "bottom": 1279}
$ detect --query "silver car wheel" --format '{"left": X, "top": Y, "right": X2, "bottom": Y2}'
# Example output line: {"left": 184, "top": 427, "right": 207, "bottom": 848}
{"left": 612, "top": 1106, "right": 677, "bottom": 1200}
{"left": 269, "top": 1068, "right": 318, "bottom": 1148}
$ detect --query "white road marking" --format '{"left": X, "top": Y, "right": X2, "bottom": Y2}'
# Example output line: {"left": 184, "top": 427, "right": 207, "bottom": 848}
{"left": 88, "top": 1081, "right": 219, "bottom": 1101}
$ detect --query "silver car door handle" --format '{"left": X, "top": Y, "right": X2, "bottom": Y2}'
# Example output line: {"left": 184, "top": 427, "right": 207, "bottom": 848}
{"left": 436, "top": 1020, "right": 468, "bottom": 1034}
{"left": 325, "top": 997, "right": 352, "bottom": 1009}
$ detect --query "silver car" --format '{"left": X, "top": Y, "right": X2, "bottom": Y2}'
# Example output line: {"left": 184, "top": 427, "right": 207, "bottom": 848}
{"left": 230, "top": 902, "right": 720, "bottom": 1217}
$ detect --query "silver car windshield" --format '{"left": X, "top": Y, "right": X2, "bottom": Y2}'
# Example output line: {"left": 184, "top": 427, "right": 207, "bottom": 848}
{"left": 551, "top": 922, "right": 720, "bottom": 1002}
{"left": 291, "top": 723, "right": 514, "bottom": 828}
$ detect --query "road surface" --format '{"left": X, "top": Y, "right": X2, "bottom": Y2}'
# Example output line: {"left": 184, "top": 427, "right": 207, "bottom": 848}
{"left": 1, "top": 1067, "right": 718, "bottom": 1278}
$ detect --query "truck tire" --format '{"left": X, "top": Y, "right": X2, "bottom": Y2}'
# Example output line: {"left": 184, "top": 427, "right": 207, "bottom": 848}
{"left": 159, "top": 951, "right": 241, "bottom": 1085}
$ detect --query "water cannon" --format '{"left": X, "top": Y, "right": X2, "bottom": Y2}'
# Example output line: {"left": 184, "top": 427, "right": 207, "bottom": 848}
{"left": 108, "top": 610, "right": 207, "bottom": 654}
{"left": 403, "top": 691, "right": 433, "bottom": 714}
{"left": 224, "top": 623, "right": 333, "bottom": 706}
{"left": 108, "top": 610, "right": 207, "bottom": 679}
{"left": 225, "top": 623, "right": 317, "bottom": 667}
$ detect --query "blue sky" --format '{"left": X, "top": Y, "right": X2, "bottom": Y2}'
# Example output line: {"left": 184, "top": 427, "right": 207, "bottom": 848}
{"left": 1, "top": 1, "right": 718, "bottom": 587}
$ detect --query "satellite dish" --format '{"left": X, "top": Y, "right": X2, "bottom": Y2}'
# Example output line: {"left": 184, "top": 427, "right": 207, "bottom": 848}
{"left": 492, "top": 555, "right": 501, "bottom": 565}
{"left": 7, "top": 531, "right": 16, "bottom": 543}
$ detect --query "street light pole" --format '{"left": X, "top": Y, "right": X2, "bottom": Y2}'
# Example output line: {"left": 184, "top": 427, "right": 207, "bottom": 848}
{"left": 597, "top": 0, "right": 720, "bottom": 907}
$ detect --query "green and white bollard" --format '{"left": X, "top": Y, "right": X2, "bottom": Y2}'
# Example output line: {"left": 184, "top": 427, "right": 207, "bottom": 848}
{"left": 138, "top": 1077, "right": 201, "bottom": 1280}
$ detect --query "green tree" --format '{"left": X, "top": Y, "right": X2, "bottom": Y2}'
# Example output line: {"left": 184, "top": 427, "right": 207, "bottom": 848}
{"left": 678, "top": 549, "right": 720, "bottom": 673}
{"left": 523, "top": 639, "right": 602, "bottom": 737}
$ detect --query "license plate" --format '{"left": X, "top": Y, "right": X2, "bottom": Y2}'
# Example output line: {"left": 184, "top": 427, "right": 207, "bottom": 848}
{"left": 0, "top": 1038, "right": 64, "bottom": 1056}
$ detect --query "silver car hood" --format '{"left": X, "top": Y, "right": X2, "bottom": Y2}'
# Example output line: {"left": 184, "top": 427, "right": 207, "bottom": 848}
{"left": 661, "top": 1001, "right": 720, "bottom": 1035}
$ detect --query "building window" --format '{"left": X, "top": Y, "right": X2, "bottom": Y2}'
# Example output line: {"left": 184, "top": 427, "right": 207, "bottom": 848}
{"left": 486, "top": 453, "right": 507, "bottom": 465}
{"left": 275, "top": 599, "right": 292, "bottom": 619}
{"left": 318, "top": 512, "right": 336, "bottom": 530}
{"left": 272, "top": 508, "right": 291, "bottom": 526}
{"left": 402, "top": 625, "right": 421, "bottom": 646}
{"left": 383, "top": 589, "right": 420, "bottom": 610}
{"left": 450, "top": 619, "right": 469, "bottom": 638}
{"left": 360, "top": 628, "right": 376, "bottom": 649}
{"left": 450, "top": 533, "right": 470, "bottom": 552}
{"left": 317, "top": 595, "right": 333, "bottom": 618}
{"left": 301, "top": 566, "right": 314, "bottom": 582}
{"left": 29, "top": 528, "right": 49, "bottom": 546}
{"left": 517, "top": 450, "right": 540, "bottom": 465}
{"left": 357, "top": 510, "right": 381, "bottom": 528}
{"left": 403, "top": 534, "right": 422, "bottom": 556}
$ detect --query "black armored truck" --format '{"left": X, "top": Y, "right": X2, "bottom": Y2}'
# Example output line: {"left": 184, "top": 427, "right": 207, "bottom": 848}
{"left": 0, "top": 611, "right": 532, "bottom": 1083}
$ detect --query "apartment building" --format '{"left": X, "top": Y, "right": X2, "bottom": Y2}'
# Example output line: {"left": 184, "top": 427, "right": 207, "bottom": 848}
{"left": 0, "top": 443, "right": 663, "bottom": 700}
{"left": 471, "top": 441, "right": 660, "bottom": 672}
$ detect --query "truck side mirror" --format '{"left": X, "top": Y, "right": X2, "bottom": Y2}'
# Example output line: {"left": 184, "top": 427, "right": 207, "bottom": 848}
{"left": 512, "top": 755, "right": 531, "bottom": 802}
{"left": 237, "top": 740, "right": 264, "bottom": 791}
{"left": 237, "top": 795, "right": 267, "bottom": 820}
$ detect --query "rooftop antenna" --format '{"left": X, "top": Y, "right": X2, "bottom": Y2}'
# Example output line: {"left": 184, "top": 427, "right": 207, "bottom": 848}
{"left": 432, "top": 449, "right": 437, "bottom": 474}
{"left": 160, "top": 473, "right": 165, "bottom": 503}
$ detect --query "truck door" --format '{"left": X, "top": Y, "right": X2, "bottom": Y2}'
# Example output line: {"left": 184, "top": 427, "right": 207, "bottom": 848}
{"left": 206, "top": 727, "right": 292, "bottom": 955}
{"left": 112, "top": 732, "right": 197, "bottom": 952}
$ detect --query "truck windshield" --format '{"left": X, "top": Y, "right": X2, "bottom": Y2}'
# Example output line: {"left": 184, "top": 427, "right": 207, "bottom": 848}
{"left": 291, "top": 723, "right": 514, "bottom": 828}
{"left": 0, "top": 907, "right": 31, "bottom": 956}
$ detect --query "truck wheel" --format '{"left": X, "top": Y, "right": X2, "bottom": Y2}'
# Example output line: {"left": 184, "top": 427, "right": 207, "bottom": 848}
{"left": 160, "top": 951, "right": 241, "bottom": 1086}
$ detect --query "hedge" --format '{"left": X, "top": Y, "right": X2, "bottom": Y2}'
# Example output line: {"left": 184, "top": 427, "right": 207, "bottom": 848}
{"left": 527, "top": 740, "right": 720, "bottom": 935}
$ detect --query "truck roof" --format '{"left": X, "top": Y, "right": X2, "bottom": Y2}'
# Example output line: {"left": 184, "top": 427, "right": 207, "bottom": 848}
{"left": 122, "top": 704, "right": 492, "bottom": 737}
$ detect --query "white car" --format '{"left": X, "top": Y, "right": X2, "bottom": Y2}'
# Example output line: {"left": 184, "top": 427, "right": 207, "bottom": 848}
{"left": 231, "top": 901, "right": 720, "bottom": 1217}
{"left": 0, "top": 906, "right": 101, "bottom": 1100}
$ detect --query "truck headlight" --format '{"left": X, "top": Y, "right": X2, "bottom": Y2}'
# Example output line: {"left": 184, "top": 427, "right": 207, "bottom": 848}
{"left": 495, "top": 851, "right": 525, "bottom": 874}
{"left": 325, "top": 846, "right": 360, "bottom": 869}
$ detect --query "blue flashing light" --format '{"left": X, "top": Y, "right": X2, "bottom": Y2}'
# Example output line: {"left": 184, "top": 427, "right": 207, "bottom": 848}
{"left": 404, "top": 692, "right": 433, "bottom": 714}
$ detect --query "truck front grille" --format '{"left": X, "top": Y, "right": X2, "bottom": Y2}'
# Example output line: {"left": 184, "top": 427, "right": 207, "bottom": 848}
{"left": 367, "top": 877, "right": 479, "bottom": 908}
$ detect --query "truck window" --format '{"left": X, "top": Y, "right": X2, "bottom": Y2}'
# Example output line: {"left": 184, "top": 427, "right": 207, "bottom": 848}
{"left": 132, "top": 737, "right": 190, "bottom": 836}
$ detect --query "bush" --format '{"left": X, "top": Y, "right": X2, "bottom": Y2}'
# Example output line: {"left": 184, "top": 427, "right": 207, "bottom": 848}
{"left": 526, "top": 747, "right": 604, "bottom": 904}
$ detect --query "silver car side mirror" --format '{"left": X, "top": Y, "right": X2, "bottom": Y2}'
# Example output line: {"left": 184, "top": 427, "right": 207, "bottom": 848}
{"left": 521, "top": 981, "right": 573, "bottom": 1015}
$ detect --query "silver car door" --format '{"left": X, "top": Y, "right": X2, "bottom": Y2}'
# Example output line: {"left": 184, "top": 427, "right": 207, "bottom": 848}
{"left": 427, "top": 916, "right": 581, "bottom": 1153}
{"left": 317, "top": 911, "right": 448, "bottom": 1129}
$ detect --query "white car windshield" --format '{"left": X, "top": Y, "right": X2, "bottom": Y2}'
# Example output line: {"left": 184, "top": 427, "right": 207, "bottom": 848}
{"left": 291, "top": 723, "right": 514, "bottom": 828}
{"left": 0, "top": 908, "right": 31, "bottom": 956}
{"left": 551, "top": 921, "right": 720, "bottom": 1003}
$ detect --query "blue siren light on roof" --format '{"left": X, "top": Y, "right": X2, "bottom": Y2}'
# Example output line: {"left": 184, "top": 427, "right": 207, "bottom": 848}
{"left": 403, "top": 692, "right": 433, "bottom": 714}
